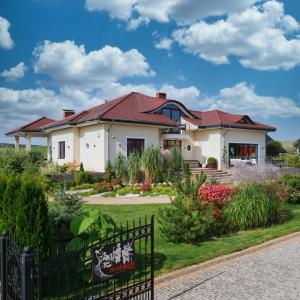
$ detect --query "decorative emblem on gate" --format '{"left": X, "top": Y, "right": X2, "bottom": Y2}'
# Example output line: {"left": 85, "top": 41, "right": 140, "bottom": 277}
{"left": 93, "top": 239, "right": 136, "bottom": 279}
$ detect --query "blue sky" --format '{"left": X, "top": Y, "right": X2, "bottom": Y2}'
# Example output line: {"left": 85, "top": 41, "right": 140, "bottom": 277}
{"left": 0, "top": 0, "right": 299, "bottom": 144}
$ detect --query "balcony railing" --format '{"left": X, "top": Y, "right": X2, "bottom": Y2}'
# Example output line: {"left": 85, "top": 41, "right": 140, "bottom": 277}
{"left": 161, "top": 123, "right": 188, "bottom": 134}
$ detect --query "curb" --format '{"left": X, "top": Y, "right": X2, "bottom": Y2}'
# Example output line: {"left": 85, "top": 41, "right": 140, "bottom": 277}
{"left": 155, "top": 231, "right": 300, "bottom": 288}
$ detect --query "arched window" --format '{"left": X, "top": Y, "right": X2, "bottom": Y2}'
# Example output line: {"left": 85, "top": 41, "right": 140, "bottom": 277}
{"left": 156, "top": 104, "right": 183, "bottom": 123}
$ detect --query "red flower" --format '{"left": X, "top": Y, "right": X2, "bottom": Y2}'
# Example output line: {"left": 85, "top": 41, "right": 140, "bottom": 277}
{"left": 141, "top": 182, "right": 151, "bottom": 192}
{"left": 198, "top": 184, "right": 234, "bottom": 219}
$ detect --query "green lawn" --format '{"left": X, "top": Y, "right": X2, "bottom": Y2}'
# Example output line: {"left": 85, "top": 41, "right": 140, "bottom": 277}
{"left": 85, "top": 203, "right": 300, "bottom": 276}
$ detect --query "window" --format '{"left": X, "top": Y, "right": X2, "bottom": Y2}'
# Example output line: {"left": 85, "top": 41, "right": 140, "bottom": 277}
{"left": 163, "top": 140, "right": 181, "bottom": 150}
{"left": 58, "top": 141, "right": 65, "bottom": 159}
{"left": 127, "top": 138, "right": 145, "bottom": 157}
{"left": 158, "top": 104, "right": 183, "bottom": 123}
{"left": 229, "top": 143, "right": 257, "bottom": 159}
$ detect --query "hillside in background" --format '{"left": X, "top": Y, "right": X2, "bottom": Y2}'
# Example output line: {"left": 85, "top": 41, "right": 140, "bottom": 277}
{"left": 0, "top": 143, "right": 47, "bottom": 159}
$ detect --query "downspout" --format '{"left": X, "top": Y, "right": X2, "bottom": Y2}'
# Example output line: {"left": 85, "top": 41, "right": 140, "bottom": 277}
{"left": 105, "top": 119, "right": 115, "bottom": 164}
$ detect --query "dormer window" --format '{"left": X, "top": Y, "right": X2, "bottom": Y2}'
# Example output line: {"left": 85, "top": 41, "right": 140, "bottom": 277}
{"left": 158, "top": 104, "right": 183, "bottom": 123}
{"left": 237, "top": 116, "right": 254, "bottom": 125}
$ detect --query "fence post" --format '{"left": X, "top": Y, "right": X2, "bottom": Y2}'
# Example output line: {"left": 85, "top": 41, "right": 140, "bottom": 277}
{"left": 0, "top": 232, "right": 8, "bottom": 300}
{"left": 150, "top": 215, "right": 154, "bottom": 300}
{"left": 21, "top": 246, "right": 33, "bottom": 300}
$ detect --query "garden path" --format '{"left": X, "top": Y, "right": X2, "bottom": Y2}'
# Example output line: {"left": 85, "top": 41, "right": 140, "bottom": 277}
{"left": 155, "top": 231, "right": 300, "bottom": 299}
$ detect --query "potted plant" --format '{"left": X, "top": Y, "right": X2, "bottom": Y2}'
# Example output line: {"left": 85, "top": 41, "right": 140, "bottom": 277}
{"left": 207, "top": 157, "right": 218, "bottom": 169}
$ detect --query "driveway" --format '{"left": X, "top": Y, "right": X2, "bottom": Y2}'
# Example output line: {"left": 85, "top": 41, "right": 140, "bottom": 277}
{"left": 155, "top": 232, "right": 300, "bottom": 300}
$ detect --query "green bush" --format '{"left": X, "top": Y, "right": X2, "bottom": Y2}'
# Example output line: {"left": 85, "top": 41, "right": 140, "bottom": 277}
{"left": 141, "top": 147, "right": 162, "bottom": 183}
{"left": 114, "top": 153, "right": 128, "bottom": 183}
{"left": 103, "top": 161, "right": 115, "bottom": 182}
{"left": 74, "top": 170, "right": 95, "bottom": 185}
{"left": 159, "top": 195, "right": 214, "bottom": 243}
{"left": 115, "top": 185, "right": 140, "bottom": 196}
{"left": 15, "top": 175, "right": 49, "bottom": 252}
{"left": 141, "top": 184, "right": 176, "bottom": 197}
{"left": 284, "top": 154, "right": 300, "bottom": 168}
{"left": 280, "top": 173, "right": 300, "bottom": 204}
{"left": 49, "top": 189, "right": 84, "bottom": 241}
{"left": 207, "top": 157, "right": 217, "bottom": 164}
{"left": 224, "top": 182, "right": 286, "bottom": 230}
{"left": 170, "top": 147, "right": 182, "bottom": 173}
{"left": 128, "top": 152, "right": 141, "bottom": 184}
{"left": 70, "top": 183, "right": 96, "bottom": 191}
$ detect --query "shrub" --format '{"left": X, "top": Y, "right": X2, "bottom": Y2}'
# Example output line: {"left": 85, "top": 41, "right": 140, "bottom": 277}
{"left": 280, "top": 173, "right": 300, "bottom": 203}
{"left": 141, "top": 182, "right": 151, "bottom": 193}
{"left": 70, "top": 183, "right": 96, "bottom": 191}
{"left": 15, "top": 175, "right": 49, "bottom": 252}
{"left": 0, "top": 148, "right": 28, "bottom": 173}
{"left": 128, "top": 152, "right": 141, "bottom": 184}
{"left": 141, "top": 184, "right": 176, "bottom": 197}
{"left": 159, "top": 194, "right": 215, "bottom": 243}
{"left": 207, "top": 157, "right": 217, "bottom": 164}
{"left": 199, "top": 184, "right": 234, "bottom": 219}
{"left": 170, "top": 147, "right": 182, "bottom": 173}
{"left": 103, "top": 161, "right": 115, "bottom": 182}
{"left": 141, "top": 147, "right": 162, "bottom": 183}
{"left": 50, "top": 189, "right": 84, "bottom": 236}
{"left": 74, "top": 170, "right": 95, "bottom": 185}
{"left": 266, "top": 141, "right": 286, "bottom": 156}
{"left": 79, "top": 162, "right": 84, "bottom": 172}
{"left": 115, "top": 185, "right": 140, "bottom": 196}
{"left": 224, "top": 182, "right": 286, "bottom": 231}
{"left": 1, "top": 175, "right": 22, "bottom": 233}
{"left": 284, "top": 154, "right": 300, "bottom": 168}
{"left": 94, "top": 179, "right": 118, "bottom": 193}
{"left": 114, "top": 153, "right": 128, "bottom": 183}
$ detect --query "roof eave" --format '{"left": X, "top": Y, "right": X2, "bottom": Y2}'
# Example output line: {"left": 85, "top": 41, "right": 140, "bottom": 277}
{"left": 197, "top": 124, "right": 276, "bottom": 131}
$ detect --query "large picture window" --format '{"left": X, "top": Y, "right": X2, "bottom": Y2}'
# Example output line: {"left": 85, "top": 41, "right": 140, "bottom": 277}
{"left": 229, "top": 143, "right": 257, "bottom": 160}
{"left": 127, "top": 138, "right": 145, "bottom": 157}
{"left": 58, "top": 141, "right": 65, "bottom": 159}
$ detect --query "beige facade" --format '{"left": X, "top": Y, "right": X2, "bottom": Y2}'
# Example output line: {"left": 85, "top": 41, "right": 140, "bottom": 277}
{"left": 48, "top": 120, "right": 267, "bottom": 172}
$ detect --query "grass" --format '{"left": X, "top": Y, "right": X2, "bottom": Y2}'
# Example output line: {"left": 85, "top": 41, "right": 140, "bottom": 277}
{"left": 85, "top": 203, "right": 300, "bottom": 276}
{"left": 0, "top": 143, "right": 47, "bottom": 159}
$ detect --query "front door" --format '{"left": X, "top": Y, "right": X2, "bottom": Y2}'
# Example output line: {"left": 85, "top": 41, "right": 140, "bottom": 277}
{"left": 127, "top": 138, "right": 145, "bottom": 156}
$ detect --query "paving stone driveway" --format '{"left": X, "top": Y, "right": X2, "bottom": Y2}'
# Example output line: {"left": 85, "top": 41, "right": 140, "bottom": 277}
{"left": 155, "top": 237, "right": 300, "bottom": 300}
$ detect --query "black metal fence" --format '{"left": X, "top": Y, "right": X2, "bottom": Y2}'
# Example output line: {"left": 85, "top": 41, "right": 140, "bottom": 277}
{"left": 0, "top": 216, "right": 154, "bottom": 300}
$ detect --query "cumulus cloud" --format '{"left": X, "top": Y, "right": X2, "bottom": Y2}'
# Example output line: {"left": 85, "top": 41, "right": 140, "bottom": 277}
{"left": 155, "top": 38, "right": 173, "bottom": 50}
{"left": 0, "top": 62, "right": 27, "bottom": 81}
{"left": 199, "top": 82, "right": 300, "bottom": 118}
{"left": 84, "top": 0, "right": 257, "bottom": 27}
{"left": 33, "top": 40, "right": 154, "bottom": 90}
{"left": 173, "top": 1, "right": 300, "bottom": 70}
{"left": 0, "top": 16, "right": 14, "bottom": 49}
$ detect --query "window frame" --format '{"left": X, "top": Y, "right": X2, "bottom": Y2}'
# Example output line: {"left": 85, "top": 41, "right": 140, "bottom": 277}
{"left": 58, "top": 141, "right": 65, "bottom": 159}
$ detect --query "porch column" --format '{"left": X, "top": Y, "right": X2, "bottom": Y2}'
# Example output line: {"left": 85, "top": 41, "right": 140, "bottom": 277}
{"left": 47, "top": 135, "right": 52, "bottom": 162}
{"left": 25, "top": 135, "right": 31, "bottom": 153}
{"left": 15, "top": 136, "right": 20, "bottom": 153}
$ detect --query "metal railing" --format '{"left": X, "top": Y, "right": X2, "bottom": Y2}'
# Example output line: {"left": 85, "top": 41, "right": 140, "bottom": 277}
{"left": 161, "top": 123, "right": 189, "bottom": 134}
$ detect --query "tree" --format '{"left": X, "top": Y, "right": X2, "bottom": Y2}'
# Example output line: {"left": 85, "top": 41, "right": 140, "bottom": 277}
{"left": 293, "top": 139, "right": 300, "bottom": 154}
{"left": 266, "top": 141, "right": 286, "bottom": 156}
{"left": 15, "top": 174, "right": 49, "bottom": 253}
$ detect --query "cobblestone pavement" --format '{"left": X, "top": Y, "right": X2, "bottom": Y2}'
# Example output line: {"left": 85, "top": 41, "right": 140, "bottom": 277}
{"left": 155, "top": 237, "right": 300, "bottom": 300}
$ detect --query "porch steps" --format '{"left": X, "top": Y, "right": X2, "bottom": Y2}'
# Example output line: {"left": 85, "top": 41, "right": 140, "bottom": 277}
{"left": 189, "top": 168, "right": 233, "bottom": 183}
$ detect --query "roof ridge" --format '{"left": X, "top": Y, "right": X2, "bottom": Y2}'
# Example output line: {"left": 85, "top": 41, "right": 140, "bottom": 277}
{"left": 22, "top": 116, "right": 54, "bottom": 129}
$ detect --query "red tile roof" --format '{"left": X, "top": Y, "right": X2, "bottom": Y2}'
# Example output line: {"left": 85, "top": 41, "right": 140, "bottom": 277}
{"left": 6, "top": 116, "right": 56, "bottom": 135}
{"left": 37, "top": 92, "right": 276, "bottom": 132}
{"left": 184, "top": 110, "right": 276, "bottom": 131}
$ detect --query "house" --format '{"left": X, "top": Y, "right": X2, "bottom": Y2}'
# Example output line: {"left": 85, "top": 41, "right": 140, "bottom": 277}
{"left": 6, "top": 92, "right": 276, "bottom": 171}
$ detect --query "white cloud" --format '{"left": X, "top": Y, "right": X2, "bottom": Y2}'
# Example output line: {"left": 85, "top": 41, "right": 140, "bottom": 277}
{"left": 0, "top": 62, "right": 27, "bottom": 81}
{"left": 33, "top": 40, "right": 154, "bottom": 90}
{"left": 155, "top": 38, "right": 173, "bottom": 50}
{"left": 173, "top": 1, "right": 300, "bottom": 70}
{"left": 0, "top": 16, "right": 14, "bottom": 49}
{"left": 200, "top": 82, "right": 300, "bottom": 118}
{"left": 84, "top": 0, "right": 257, "bottom": 27}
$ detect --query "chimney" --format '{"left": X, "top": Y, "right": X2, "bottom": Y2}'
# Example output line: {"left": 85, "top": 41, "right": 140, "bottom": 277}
{"left": 156, "top": 92, "right": 166, "bottom": 99}
{"left": 63, "top": 109, "right": 75, "bottom": 118}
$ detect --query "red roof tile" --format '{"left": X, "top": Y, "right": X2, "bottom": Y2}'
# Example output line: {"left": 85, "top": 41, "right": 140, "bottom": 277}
{"left": 40, "top": 92, "right": 275, "bottom": 132}
{"left": 6, "top": 116, "right": 56, "bottom": 135}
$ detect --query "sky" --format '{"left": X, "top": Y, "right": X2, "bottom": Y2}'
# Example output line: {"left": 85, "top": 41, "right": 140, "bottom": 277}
{"left": 0, "top": 0, "right": 300, "bottom": 144}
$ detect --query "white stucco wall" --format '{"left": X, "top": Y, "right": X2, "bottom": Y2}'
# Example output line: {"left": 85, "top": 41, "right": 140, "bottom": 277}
{"left": 107, "top": 123, "right": 160, "bottom": 165}
{"left": 51, "top": 128, "right": 78, "bottom": 165}
{"left": 222, "top": 129, "right": 266, "bottom": 166}
{"left": 79, "top": 124, "right": 106, "bottom": 172}
{"left": 194, "top": 129, "right": 222, "bottom": 169}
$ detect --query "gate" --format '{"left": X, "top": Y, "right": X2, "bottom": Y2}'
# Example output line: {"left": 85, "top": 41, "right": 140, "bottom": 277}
{"left": 0, "top": 216, "right": 154, "bottom": 300}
